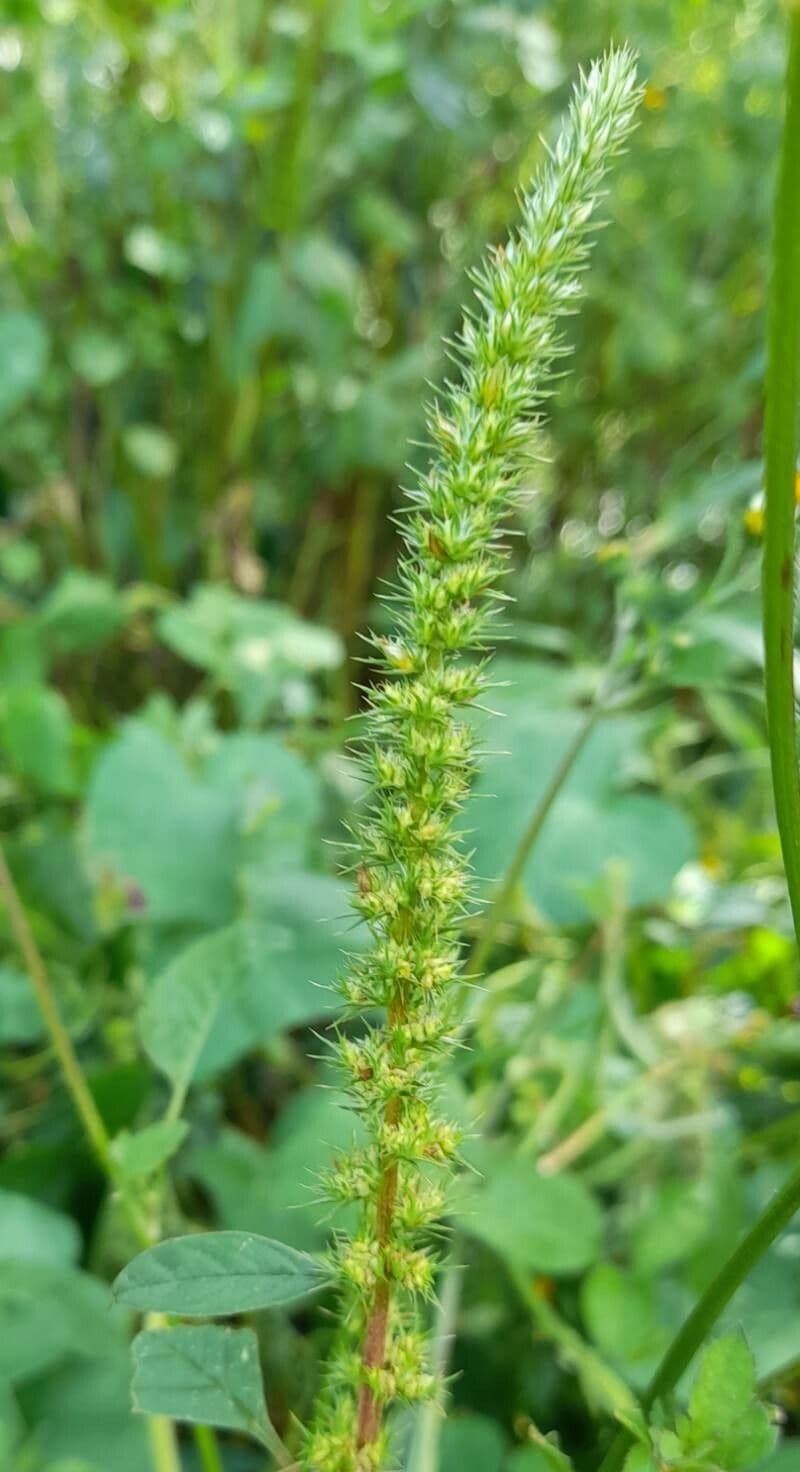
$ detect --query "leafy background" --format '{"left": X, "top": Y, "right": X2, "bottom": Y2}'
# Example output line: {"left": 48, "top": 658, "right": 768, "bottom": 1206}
{"left": 2, "top": 1, "right": 799, "bottom": 1470}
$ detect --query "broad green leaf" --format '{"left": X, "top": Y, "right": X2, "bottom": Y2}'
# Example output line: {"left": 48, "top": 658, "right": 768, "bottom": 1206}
{"left": 723, "top": 1405, "right": 778, "bottom": 1470}
{"left": 465, "top": 667, "right": 695, "bottom": 924}
{"left": 187, "top": 1086, "right": 364, "bottom": 1252}
{"left": 85, "top": 723, "right": 237, "bottom": 925}
{"left": 0, "top": 536, "right": 41, "bottom": 587}
{"left": 39, "top": 571, "right": 124, "bottom": 655}
{"left": 507, "top": 1443, "right": 575, "bottom": 1472}
{"left": 110, "top": 1120, "right": 188, "bottom": 1180}
{"left": 139, "top": 927, "right": 251, "bottom": 1091}
{"left": 0, "top": 1262, "right": 124, "bottom": 1382}
{"left": 0, "top": 1189, "right": 80, "bottom": 1267}
{"left": 270, "top": 619, "right": 342, "bottom": 673}
{"left": 158, "top": 585, "right": 343, "bottom": 723}
{"left": 204, "top": 732, "right": 322, "bottom": 873}
{"left": 220, "top": 871, "right": 368, "bottom": 1066}
{"left": 19, "top": 1347, "right": 148, "bottom": 1471}
{"left": 622, "top": 1449, "right": 657, "bottom": 1472}
{"left": 756, "top": 1443, "right": 800, "bottom": 1472}
{"left": 229, "top": 257, "right": 305, "bottom": 379}
{"left": 0, "top": 620, "right": 46, "bottom": 690}
{"left": 140, "top": 881, "right": 364, "bottom": 1087}
{"left": 580, "top": 1264, "right": 666, "bottom": 1367}
{"left": 0, "top": 964, "right": 44, "bottom": 1045}
{"left": 40, "top": 1459, "right": 98, "bottom": 1471}
{"left": 458, "top": 1151, "right": 602, "bottom": 1275}
{"left": 719, "top": 1246, "right": 800, "bottom": 1383}
{"left": 439, "top": 1414, "right": 506, "bottom": 1472}
{"left": 688, "top": 1333, "right": 756, "bottom": 1434}
{"left": 84, "top": 721, "right": 328, "bottom": 927}
{"left": 12, "top": 820, "right": 97, "bottom": 944}
{"left": 631, "top": 1178, "right": 712, "bottom": 1275}
{"left": 131, "top": 1325, "right": 271, "bottom": 1445}
{"left": 0, "top": 686, "right": 76, "bottom": 795}
{"left": 683, "top": 1334, "right": 775, "bottom": 1468}
{"left": 0, "top": 1278, "right": 63, "bottom": 1383}
{"left": 0, "top": 1381, "right": 22, "bottom": 1456}
{"left": 113, "top": 1231, "right": 330, "bottom": 1315}
{"left": 0, "top": 312, "right": 50, "bottom": 419}
{"left": 242, "top": 870, "right": 366, "bottom": 1011}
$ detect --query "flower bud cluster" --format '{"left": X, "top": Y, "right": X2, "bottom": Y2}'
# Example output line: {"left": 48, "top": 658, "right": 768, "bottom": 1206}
{"left": 305, "top": 49, "right": 640, "bottom": 1472}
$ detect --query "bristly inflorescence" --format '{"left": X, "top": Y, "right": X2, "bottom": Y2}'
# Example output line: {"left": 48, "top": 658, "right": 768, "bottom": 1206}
{"left": 305, "top": 48, "right": 641, "bottom": 1472}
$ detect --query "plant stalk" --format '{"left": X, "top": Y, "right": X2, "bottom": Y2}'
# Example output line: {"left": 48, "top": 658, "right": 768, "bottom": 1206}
{"left": 602, "top": 18, "right": 800, "bottom": 1468}
{"left": 598, "top": 1159, "right": 800, "bottom": 1472}
{"left": 357, "top": 1091, "right": 401, "bottom": 1446}
{"left": 194, "top": 1425, "right": 225, "bottom": 1472}
{"left": 514, "top": 1269, "right": 638, "bottom": 1425}
{"left": 468, "top": 703, "right": 601, "bottom": 978}
{"left": 0, "top": 842, "right": 115, "bottom": 1177}
{"left": 408, "top": 1250, "right": 465, "bottom": 1472}
{"left": 147, "top": 1411, "right": 184, "bottom": 1472}
{"left": 0, "top": 840, "right": 202, "bottom": 1472}
{"left": 763, "top": 2, "right": 800, "bottom": 951}
{"left": 536, "top": 1056, "right": 682, "bottom": 1176}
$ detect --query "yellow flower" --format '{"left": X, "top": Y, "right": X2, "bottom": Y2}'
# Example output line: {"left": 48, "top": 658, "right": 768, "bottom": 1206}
{"left": 743, "top": 504, "right": 764, "bottom": 537}
{"left": 745, "top": 473, "right": 800, "bottom": 536}
{"left": 644, "top": 84, "right": 667, "bottom": 111}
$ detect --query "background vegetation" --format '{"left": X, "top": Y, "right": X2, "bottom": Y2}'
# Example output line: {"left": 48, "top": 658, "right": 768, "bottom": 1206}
{"left": 1, "top": 2, "right": 798, "bottom": 1471}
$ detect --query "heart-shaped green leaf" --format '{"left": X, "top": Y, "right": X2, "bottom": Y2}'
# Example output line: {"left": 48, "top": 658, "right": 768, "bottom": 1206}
{"left": 113, "top": 1231, "right": 330, "bottom": 1316}
{"left": 131, "top": 1325, "right": 271, "bottom": 1446}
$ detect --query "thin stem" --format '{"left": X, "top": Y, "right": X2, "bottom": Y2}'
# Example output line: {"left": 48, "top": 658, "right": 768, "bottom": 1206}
{"left": 599, "top": 27, "right": 800, "bottom": 1470}
{"left": 468, "top": 704, "right": 601, "bottom": 977}
{"left": 271, "top": 0, "right": 330, "bottom": 233}
{"left": 337, "top": 476, "right": 382, "bottom": 719}
{"left": 0, "top": 840, "right": 199, "bottom": 1472}
{"left": 600, "top": 878, "right": 657, "bottom": 1066}
{"left": 194, "top": 1426, "right": 224, "bottom": 1472}
{"left": 147, "top": 1412, "right": 184, "bottom": 1472}
{"left": 513, "top": 1270, "right": 637, "bottom": 1424}
{"left": 0, "top": 841, "right": 152, "bottom": 1247}
{"left": 0, "top": 841, "right": 114, "bottom": 1176}
{"left": 408, "top": 1248, "right": 465, "bottom": 1472}
{"left": 598, "top": 1159, "right": 800, "bottom": 1472}
{"left": 763, "top": 4, "right": 800, "bottom": 951}
{"left": 536, "top": 1056, "right": 682, "bottom": 1176}
{"left": 357, "top": 1095, "right": 401, "bottom": 1446}
{"left": 260, "top": 1417, "right": 298, "bottom": 1470}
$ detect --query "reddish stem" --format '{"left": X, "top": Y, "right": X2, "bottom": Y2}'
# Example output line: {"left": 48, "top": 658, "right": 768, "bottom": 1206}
{"left": 356, "top": 1093, "right": 401, "bottom": 1447}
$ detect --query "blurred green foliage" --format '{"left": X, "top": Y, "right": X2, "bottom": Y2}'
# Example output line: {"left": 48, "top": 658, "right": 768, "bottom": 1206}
{"left": 1, "top": 2, "right": 799, "bottom": 1471}
{"left": 0, "top": 0, "right": 780, "bottom": 610}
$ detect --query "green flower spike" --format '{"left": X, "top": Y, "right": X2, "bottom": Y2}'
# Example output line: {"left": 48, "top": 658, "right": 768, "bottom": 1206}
{"left": 306, "top": 46, "right": 642, "bottom": 1472}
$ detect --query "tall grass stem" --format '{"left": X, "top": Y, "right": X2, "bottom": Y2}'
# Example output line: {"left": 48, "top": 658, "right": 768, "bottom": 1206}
{"left": 763, "top": 5, "right": 800, "bottom": 948}
{"left": 597, "top": 1159, "right": 800, "bottom": 1472}
{"left": 601, "top": 13, "right": 800, "bottom": 1468}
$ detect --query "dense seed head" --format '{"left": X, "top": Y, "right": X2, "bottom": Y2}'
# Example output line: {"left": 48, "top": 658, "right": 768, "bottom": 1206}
{"left": 305, "top": 47, "right": 641, "bottom": 1472}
